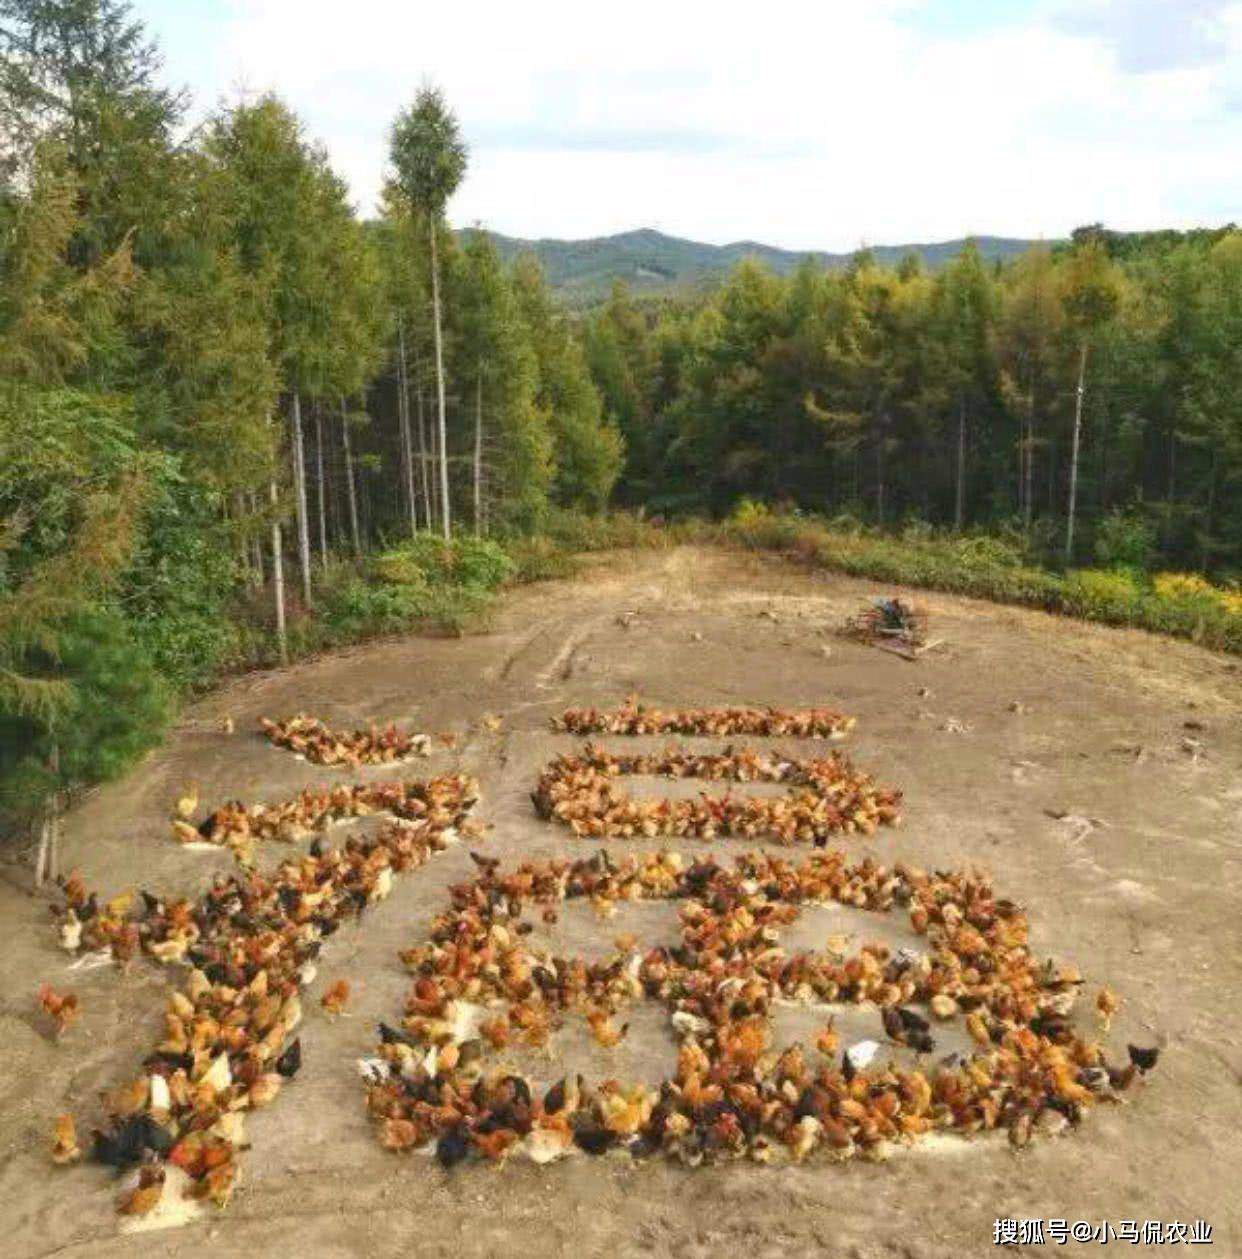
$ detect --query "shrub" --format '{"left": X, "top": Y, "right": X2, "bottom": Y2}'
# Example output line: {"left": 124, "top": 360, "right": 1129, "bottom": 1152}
{"left": 370, "top": 534, "right": 514, "bottom": 591}
{"left": 1062, "top": 569, "right": 1142, "bottom": 622}
{"left": 506, "top": 536, "right": 578, "bottom": 583}
{"left": 0, "top": 606, "right": 172, "bottom": 826}
{"left": 1094, "top": 509, "right": 1155, "bottom": 571}
{"left": 1152, "top": 571, "right": 1217, "bottom": 602}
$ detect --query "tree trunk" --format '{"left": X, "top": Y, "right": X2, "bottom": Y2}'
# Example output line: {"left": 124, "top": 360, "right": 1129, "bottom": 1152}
{"left": 397, "top": 318, "right": 418, "bottom": 535}
{"left": 340, "top": 400, "right": 361, "bottom": 557}
{"left": 232, "top": 493, "right": 249, "bottom": 582}
{"left": 954, "top": 398, "right": 966, "bottom": 530}
{"left": 429, "top": 389, "right": 441, "bottom": 529}
{"left": 429, "top": 218, "right": 451, "bottom": 540}
{"left": 873, "top": 419, "right": 885, "bottom": 526}
{"left": 315, "top": 404, "right": 328, "bottom": 572}
{"left": 1023, "top": 374, "right": 1036, "bottom": 530}
{"left": 416, "top": 383, "right": 432, "bottom": 531}
{"left": 246, "top": 491, "right": 263, "bottom": 584}
{"left": 269, "top": 478, "right": 288, "bottom": 663}
{"left": 34, "top": 743, "right": 61, "bottom": 886}
{"left": 291, "top": 392, "right": 312, "bottom": 607}
{"left": 1201, "top": 450, "right": 1217, "bottom": 571}
{"left": 474, "top": 362, "right": 484, "bottom": 535}
{"left": 1064, "top": 342, "right": 1088, "bottom": 561}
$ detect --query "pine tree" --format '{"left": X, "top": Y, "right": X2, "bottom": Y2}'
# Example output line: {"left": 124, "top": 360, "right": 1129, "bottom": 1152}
{"left": 1060, "top": 236, "right": 1121, "bottom": 559}
{"left": 456, "top": 230, "right": 552, "bottom": 531}
{"left": 389, "top": 87, "right": 468, "bottom": 540}
{"left": 930, "top": 242, "right": 998, "bottom": 530}
{"left": 511, "top": 254, "right": 622, "bottom": 512}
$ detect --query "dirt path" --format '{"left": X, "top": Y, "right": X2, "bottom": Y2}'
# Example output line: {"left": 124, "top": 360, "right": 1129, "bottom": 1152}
{"left": 1, "top": 546, "right": 1239, "bottom": 1258}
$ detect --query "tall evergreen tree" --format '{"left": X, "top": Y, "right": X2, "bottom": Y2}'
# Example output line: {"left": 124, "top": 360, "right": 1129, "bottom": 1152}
{"left": 512, "top": 254, "right": 622, "bottom": 513}
{"left": 389, "top": 86, "right": 467, "bottom": 540}
{"left": 1059, "top": 236, "right": 1122, "bottom": 558}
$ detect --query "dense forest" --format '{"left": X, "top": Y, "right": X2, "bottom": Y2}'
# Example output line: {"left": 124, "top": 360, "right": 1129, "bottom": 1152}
{"left": 1, "top": 1, "right": 1239, "bottom": 854}
{"left": 589, "top": 227, "right": 1241, "bottom": 569}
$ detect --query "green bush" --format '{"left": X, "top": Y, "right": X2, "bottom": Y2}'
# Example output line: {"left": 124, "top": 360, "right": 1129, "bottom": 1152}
{"left": 371, "top": 534, "right": 514, "bottom": 591}
{"left": 1094, "top": 509, "right": 1155, "bottom": 571}
{"left": 0, "top": 606, "right": 171, "bottom": 825}
{"left": 121, "top": 476, "right": 240, "bottom": 692}
{"left": 1062, "top": 568, "right": 1143, "bottom": 622}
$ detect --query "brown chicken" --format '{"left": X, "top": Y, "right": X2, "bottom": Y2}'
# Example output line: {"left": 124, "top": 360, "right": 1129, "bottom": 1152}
{"left": 51, "top": 1113, "right": 81, "bottom": 1164}
{"left": 320, "top": 979, "right": 350, "bottom": 1015}
{"left": 37, "top": 983, "right": 79, "bottom": 1039}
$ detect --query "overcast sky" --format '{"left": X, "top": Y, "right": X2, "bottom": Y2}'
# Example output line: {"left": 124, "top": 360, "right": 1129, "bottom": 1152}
{"left": 135, "top": 0, "right": 1242, "bottom": 250}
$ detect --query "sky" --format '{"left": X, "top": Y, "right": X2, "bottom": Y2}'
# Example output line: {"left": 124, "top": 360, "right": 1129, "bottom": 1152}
{"left": 135, "top": 0, "right": 1242, "bottom": 250}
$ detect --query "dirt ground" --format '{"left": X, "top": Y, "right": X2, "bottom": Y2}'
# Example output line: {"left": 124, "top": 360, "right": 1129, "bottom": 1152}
{"left": 1, "top": 546, "right": 1239, "bottom": 1259}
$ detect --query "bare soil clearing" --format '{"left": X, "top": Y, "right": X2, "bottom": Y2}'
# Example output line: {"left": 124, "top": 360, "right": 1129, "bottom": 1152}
{"left": 1, "top": 546, "right": 1239, "bottom": 1259}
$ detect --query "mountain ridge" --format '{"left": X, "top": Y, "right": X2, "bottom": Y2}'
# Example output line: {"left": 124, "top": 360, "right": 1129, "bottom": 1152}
{"left": 463, "top": 225, "right": 1047, "bottom": 303}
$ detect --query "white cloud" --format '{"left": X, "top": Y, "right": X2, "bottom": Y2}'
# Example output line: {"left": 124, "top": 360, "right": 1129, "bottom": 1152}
{"left": 154, "top": 0, "right": 1242, "bottom": 247}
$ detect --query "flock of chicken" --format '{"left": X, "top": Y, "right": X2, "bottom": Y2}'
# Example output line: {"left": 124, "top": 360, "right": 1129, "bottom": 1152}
{"left": 532, "top": 745, "right": 902, "bottom": 843}
{"left": 173, "top": 779, "right": 463, "bottom": 867}
{"left": 361, "top": 700, "right": 1152, "bottom": 1169}
{"left": 258, "top": 715, "right": 431, "bottom": 766}
{"left": 50, "top": 770, "right": 479, "bottom": 1215}
{"left": 553, "top": 698, "right": 855, "bottom": 739}
{"left": 43, "top": 695, "right": 1152, "bottom": 1217}
{"left": 362, "top": 846, "right": 1148, "bottom": 1167}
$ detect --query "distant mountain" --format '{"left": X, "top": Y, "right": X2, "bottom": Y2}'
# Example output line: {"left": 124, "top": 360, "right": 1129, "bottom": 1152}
{"left": 462, "top": 226, "right": 1045, "bottom": 303}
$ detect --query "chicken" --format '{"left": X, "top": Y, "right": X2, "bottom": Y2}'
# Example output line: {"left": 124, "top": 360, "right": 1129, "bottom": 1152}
{"left": 51, "top": 1113, "right": 81, "bottom": 1164}
{"left": 815, "top": 1021, "right": 839, "bottom": 1057}
{"left": 527, "top": 1113, "right": 574, "bottom": 1163}
{"left": 586, "top": 1009, "right": 628, "bottom": 1048}
{"left": 1096, "top": 987, "right": 1120, "bottom": 1030}
{"left": 37, "top": 983, "right": 79, "bottom": 1039}
{"left": 472, "top": 1128, "right": 519, "bottom": 1162}
{"left": 380, "top": 1117, "right": 421, "bottom": 1151}
{"left": 59, "top": 910, "right": 83, "bottom": 953}
{"left": 173, "top": 784, "right": 199, "bottom": 820}
{"left": 103, "top": 1076, "right": 150, "bottom": 1117}
{"left": 117, "top": 1165, "right": 165, "bottom": 1216}
{"left": 320, "top": 979, "right": 350, "bottom": 1015}
{"left": 1128, "top": 1043, "right": 1160, "bottom": 1073}
{"left": 479, "top": 1016, "right": 510, "bottom": 1049}
{"left": 275, "top": 1038, "right": 302, "bottom": 1078}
